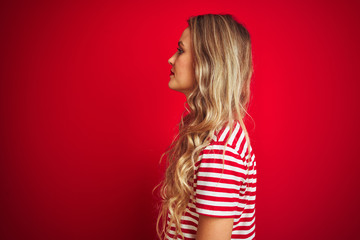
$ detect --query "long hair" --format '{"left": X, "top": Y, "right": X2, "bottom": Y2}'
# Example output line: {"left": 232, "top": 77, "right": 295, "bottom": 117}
{"left": 153, "top": 13, "right": 255, "bottom": 240}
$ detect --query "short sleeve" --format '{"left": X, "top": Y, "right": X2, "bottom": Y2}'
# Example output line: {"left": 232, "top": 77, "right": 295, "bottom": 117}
{"left": 195, "top": 144, "right": 245, "bottom": 218}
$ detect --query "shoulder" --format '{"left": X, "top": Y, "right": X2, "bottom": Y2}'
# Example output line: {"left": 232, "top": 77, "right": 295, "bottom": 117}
{"left": 195, "top": 120, "right": 254, "bottom": 169}
{"left": 211, "top": 120, "right": 252, "bottom": 157}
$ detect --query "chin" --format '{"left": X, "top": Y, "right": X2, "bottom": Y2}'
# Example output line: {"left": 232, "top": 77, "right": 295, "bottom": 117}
{"left": 168, "top": 80, "right": 177, "bottom": 90}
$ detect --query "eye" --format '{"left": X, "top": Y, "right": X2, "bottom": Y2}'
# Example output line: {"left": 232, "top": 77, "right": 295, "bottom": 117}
{"left": 177, "top": 47, "right": 184, "bottom": 54}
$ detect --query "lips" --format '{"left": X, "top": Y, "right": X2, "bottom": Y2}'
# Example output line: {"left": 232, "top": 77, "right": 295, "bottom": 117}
{"left": 170, "top": 70, "right": 174, "bottom": 75}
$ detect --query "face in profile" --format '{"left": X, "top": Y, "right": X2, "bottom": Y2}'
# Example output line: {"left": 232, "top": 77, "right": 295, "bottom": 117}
{"left": 168, "top": 27, "right": 195, "bottom": 97}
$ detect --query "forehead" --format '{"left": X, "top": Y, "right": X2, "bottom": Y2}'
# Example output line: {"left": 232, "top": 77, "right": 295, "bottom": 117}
{"left": 179, "top": 27, "right": 191, "bottom": 46}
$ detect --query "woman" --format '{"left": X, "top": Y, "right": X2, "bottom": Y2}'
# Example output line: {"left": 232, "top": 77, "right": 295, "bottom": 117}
{"left": 154, "top": 14, "right": 257, "bottom": 240}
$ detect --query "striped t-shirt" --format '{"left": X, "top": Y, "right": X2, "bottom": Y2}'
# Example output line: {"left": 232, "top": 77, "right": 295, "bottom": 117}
{"left": 166, "top": 120, "right": 257, "bottom": 240}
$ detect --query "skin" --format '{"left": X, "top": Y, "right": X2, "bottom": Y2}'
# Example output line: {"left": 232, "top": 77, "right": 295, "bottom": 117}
{"left": 196, "top": 214, "right": 234, "bottom": 240}
{"left": 168, "top": 27, "right": 235, "bottom": 240}
{"left": 168, "top": 27, "right": 196, "bottom": 99}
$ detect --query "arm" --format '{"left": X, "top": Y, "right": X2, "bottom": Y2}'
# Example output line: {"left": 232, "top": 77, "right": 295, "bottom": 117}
{"left": 196, "top": 214, "right": 234, "bottom": 240}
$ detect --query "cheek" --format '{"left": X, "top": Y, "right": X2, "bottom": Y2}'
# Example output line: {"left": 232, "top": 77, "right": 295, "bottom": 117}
{"left": 176, "top": 57, "right": 194, "bottom": 83}
{"left": 185, "top": 63, "right": 195, "bottom": 81}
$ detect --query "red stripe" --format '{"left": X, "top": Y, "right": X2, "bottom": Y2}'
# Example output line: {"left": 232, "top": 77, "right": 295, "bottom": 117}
{"left": 233, "top": 218, "right": 256, "bottom": 231}
{"left": 196, "top": 183, "right": 240, "bottom": 193}
{"left": 229, "top": 126, "right": 243, "bottom": 149}
{"left": 196, "top": 167, "right": 245, "bottom": 178}
{"left": 196, "top": 175, "right": 243, "bottom": 185}
{"left": 196, "top": 193, "right": 254, "bottom": 206}
{"left": 165, "top": 122, "right": 256, "bottom": 239}
{"left": 195, "top": 192, "right": 239, "bottom": 202}
{"left": 198, "top": 156, "right": 246, "bottom": 169}
{"left": 197, "top": 148, "right": 243, "bottom": 164}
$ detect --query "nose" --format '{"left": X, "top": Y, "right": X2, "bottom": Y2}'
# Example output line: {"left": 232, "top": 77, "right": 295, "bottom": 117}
{"left": 168, "top": 57, "right": 173, "bottom": 66}
{"left": 168, "top": 51, "right": 176, "bottom": 66}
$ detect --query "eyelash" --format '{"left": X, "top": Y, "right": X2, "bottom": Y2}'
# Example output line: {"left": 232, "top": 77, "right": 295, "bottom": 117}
{"left": 177, "top": 47, "right": 184, "bottom": 54}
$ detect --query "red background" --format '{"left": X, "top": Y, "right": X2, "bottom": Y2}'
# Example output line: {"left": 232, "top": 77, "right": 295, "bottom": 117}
{"left": 1, "top": 0, "right": 359, "bottom": 239}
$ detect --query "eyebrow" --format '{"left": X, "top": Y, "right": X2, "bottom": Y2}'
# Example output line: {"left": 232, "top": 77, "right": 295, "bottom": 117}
{"left": 178, "top": 41, "right": 185, "bottom": 47}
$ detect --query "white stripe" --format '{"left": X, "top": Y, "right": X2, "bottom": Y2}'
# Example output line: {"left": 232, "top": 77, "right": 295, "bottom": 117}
{"left": 241, "top": 167, "right": 256, "bottom": 175}
{"left": 244, "top": 161, "right": 255, "bottom": 170}
{"left": 240, "top": 185, "right": 256, "bottom": 194}
{"left": 240, "top": 141, "right": 248, "bottom": 158}
{"left": 196, "top": 208, "right": 235, "bottom": 217}
{"left": 244, "top": 195, "right": 256, "bottom": 201}
{"left": 244, "top": 230, "right": 255, "bottom": 240}
{"left": 199, "top": 153, "right": 246, "bottom": 166}
{"left": 184, "top": 204, "right": 201, "bottom": 219}
{"left": 197, "top": 171, "right": 245, "bottom": 183}
{"left": 212, "top": 134, "right": 217, "bottom": 141}
{"left": 235, "top": 130, "right": 245, "bottom": 152}
{"left": 167, "top": 219, "right": 197, "bottom": 231}
{"left": 167, "top": 229, "right": 196, "bottom": 239}
{"left": 196, "top": 198, "right": 238, "bottom": 207}
{"left": 190, "top": 201, "right": 248, "bottom": 211}
{"left": 203, "top": 144, "right": 239, "bottom": 155}
{"left": 243, "top": 186, "right": 256, "bottom": 193}
{"left": 181, "top": 212, "right": 198, "bottom": 225}
{"left": 218, "top": 125, "right": 230, "bottom": 141}
{"left": 196, "top": 190, "right": 256, "bottom": 203}
{"left": 243, "top": 203, "right": 256, "bottom": 210}
{"left": 197, "top": 180, "right": 241, "bottom": 190}
{"left": 246, "top": 178, "right": 257, "bottom": 184}
{"left": 189, "top": 201, "right": 256, "bottom": 219}
{"left": 234, "top": 217, "right": 255, "bottom": 227}
{"left": 228, "top": 122, "right": 241, "bottom": 145}
{"left": 199, "top": 160, "right": 245, "bottom": 172}
{"left": 243, "top": 177, "right": 257, "bottom": 184}
{"left": 198, "top": 162, "right": 249, "bottom": 178}
{"left": 196, "top": 159, "right": 256, "bottom": 181}
{"left": 196, "top": 189, "right": 239, "bottom": 199}
{"left": 233, "top": 219, "right": 256, "bottom": 235}
{"left": 196, "top": 207, "right": 256, "bottom": 219}
{"left": 236, "top": 210, "right": 255, "bottom": 220}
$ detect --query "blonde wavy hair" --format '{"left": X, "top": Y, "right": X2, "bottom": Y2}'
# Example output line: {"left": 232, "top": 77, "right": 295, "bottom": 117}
{"left": 153, "top": 13, "right": 255, "bottom": 240}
